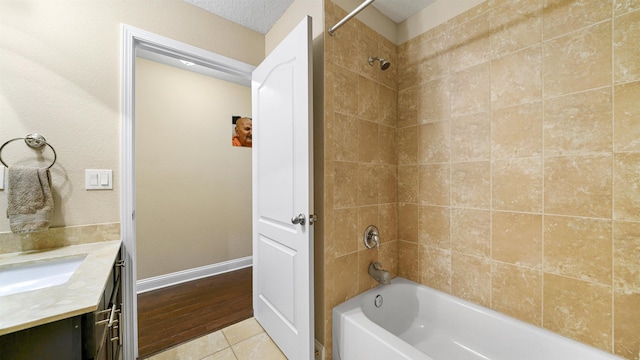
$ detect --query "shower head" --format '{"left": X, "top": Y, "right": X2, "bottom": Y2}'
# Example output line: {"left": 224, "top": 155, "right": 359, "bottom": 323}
{"left": 368, "top": 56, "right": 391, "bottom": 70}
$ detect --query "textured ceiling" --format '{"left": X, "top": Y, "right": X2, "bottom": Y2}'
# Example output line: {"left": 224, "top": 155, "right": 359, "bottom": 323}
{"left": 183, "top": 0, "right": 295, "bottom": 34}
{"left": 183, "top": 0, "right": 438, "bottom": 34}
{"left": 372, "top": 0, "right": 437, "bottom": 23}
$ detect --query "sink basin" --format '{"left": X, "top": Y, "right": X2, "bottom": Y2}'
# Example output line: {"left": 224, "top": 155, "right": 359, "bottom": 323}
{"left": 0, "top": 255, "right": 86, "bottom": 296}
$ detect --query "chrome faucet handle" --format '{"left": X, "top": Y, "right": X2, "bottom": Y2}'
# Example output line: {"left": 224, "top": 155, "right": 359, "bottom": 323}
{"left": 364, "top": 225, "right": 380, "bottom": 249}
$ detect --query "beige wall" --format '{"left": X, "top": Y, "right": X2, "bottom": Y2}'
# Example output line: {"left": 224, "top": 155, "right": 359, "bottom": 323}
{"left": 0, "top": 0, "right": 263, "bottom": 236}
{"left": 324, "top": 0, "right": 639, "bottom": 359}
{"left": 135, "top": 58, "right": 252, "bottom": 279}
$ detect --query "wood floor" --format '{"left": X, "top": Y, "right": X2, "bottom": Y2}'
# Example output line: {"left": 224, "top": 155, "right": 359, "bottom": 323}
{"left": 137, "top": 267, "right": 253, "bottom": 359}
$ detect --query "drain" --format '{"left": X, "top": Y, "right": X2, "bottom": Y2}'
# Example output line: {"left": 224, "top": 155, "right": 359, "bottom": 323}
{"left": 374, "top": 294, "right": 383, "bottom": 308}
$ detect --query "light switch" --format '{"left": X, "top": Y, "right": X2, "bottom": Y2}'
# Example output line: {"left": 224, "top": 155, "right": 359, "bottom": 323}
{"left": 86, "top": 169, "right": 113, "bottom": 190}
{"left": 100, "top": 173, "right": 109, "bottom": 186}
{"left": 0, "top": 166, "right": 4, "bottom": 190}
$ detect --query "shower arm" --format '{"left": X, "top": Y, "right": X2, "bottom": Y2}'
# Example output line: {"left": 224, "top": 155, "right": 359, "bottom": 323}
{"left": 328, "top": 0, "right": 375, "bottom": 35}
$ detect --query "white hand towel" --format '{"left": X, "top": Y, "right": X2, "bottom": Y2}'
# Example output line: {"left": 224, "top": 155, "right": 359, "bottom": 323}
{"left": 6, "top": 166, "right": 53, "bottom": 234}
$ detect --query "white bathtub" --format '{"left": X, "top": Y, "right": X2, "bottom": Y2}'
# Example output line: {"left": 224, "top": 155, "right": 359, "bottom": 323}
{"left": 333, "top": 277, "right": 622, "bottom": 360}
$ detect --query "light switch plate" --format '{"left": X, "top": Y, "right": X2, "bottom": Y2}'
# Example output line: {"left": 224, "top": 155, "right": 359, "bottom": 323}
{"left": 0, "top": 166, "right": 4, "bottom": 190}
{"left": 85, "top": 169, "right": 113, "bottom": 190}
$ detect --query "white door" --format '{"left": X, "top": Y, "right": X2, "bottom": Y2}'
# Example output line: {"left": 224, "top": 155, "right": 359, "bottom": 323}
{"left": 251, "top": 16, "right": 314, "bottom": 360}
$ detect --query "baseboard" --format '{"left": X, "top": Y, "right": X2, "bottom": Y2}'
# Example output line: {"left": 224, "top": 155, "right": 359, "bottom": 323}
{"left": 136, "top": 256, "right": 252, "bottom": 294}
{"left": 315, "top": 339, "right": 324, "bottom": 360}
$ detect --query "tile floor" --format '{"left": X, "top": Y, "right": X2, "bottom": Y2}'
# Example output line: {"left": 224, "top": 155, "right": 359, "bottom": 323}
{"left": 145, "top": 318, "right": 286, "bottom": 360}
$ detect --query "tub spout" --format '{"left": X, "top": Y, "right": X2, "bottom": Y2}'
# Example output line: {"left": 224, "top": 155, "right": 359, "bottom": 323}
{"left": 369, "top": 262, "right": 391, "bottom": 285}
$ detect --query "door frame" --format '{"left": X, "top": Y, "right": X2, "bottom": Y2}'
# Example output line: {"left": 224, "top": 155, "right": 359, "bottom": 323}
{"left": 120, "top": 24, "right": 255, "bottom": 359}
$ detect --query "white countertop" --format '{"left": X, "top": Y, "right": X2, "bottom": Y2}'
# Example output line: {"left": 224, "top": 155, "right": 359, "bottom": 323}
{"left": 0, "top": 240, "right": 122, "bottom": 335}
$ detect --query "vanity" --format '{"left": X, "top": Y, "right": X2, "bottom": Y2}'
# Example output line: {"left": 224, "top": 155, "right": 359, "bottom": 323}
{"left": 0, "top": 240, "right": 123, "bottom": 359}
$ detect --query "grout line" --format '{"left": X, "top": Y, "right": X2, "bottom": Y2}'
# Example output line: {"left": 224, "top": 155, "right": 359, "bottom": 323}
{"left": 610, "top": 2, "right": 616, "bottom": 354}
{"left": 540, "top": 0, "right": 546, "bottom": 330}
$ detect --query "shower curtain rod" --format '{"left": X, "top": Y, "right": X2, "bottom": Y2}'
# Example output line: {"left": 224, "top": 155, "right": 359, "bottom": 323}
{"left": 328, "top": 0, "right": 376, "bottom": 35}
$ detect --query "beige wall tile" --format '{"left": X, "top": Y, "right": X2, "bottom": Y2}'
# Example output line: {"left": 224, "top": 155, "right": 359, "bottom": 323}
{"left": 451, "top": 208, "right": 491, "bottom": 257}
{"left": 491, "top": 262, "right": 542, "bottom": 326}
{"left": 449, "top": 12, "right": 491, "bottom": 72}
{"left": 332, "top": 7, "right": 359, "bottom": 73}
{"left": 356, "top": 24, "right": 379, "bottom": 81}
{"left": 451, "top": 112, "right": 491, "bottom": 162}
{"left": 399, "top": 241, "right": 420, "bottom": 281}
{"left": 544, "top": 215, "right": 612, "bottom": 285}
{"left": 544, "top": 87, "right": 612, "bottom": 156}
{"left": 331, "top": 253, "right": 359, "bottom": 307}
{"left": 358, "top": 248, "right": 379, "bottom": 292}
{"left": 614, "top": 221, "right": 640, "bottom": 293}
{"left": 492, "top": 158, "right": 543, "bottom": 212}
{"left": 378, "top": 203, "right": 398, "bottom": 243}
{"left": 490, "top": 44, "right": 542, "bottom": 109}
{"left": 543, "top": 0, "right": 613, "bottom": 39}
{"left": 398, "top": 165, "right": 419, "bottom": 203}
{"left": 419, "top": 164, "right": 451, "bottom": 206}
{"left": 358, "top": 120, "right": 379, "bottom": 163}
{"left": 379, "top": 165, "right": 398, "bottom": 203}
{"left": 418, "top": 205, "right": 451, "bottom": 249}
{"left": 418, "top": 120, "right": 451, "bottom": 163}
{"left": 492, "top": 212, "right": 543, "bottom": 269}
{"left": 398, "top": 87, "right": 418, "bottom": 127}
{"left": 544, "top": 155, "right": 612, "bottom": 218}
{"left": 357, "top": 206, "right": 378, "bottom": 251}
{"left": 614, "top": 0, "right": 640, "bottom": 15}
{"left": 614, "top": 290, "right": 640, "bottom": 359}
{"left": 418, "top": 77, "right": 451, "bottom": 124}
{"left": 614, "top": 152, "right": 640, "bottom": 221}
{"left": 380, "top": 239, "right": 399, "bottom": 277}
{"left": 491, "top": 102, "right": 543, "bottom": 159}
{"left": 419, "top": 245, "right": 452, "bottom": 293}
{"left": 449, "top": 1, "right": 491, "bottom": 27}
{"left": 399, "top": 203, "right": 419, "bottom": 242}
{"left": 490, "top": 0, "right": 542, "bottom": 59}
{"left": 334, "top": 65, "right": 359, "bottom": 117}
{"left": 378, "top": 36, "right": 398, "bottom": 90}
{"left": 379, "top": 124, "right": 397, "bottom": 165}
{"left": 614, "top": 81, "right": 640, "bottom": 152}
{"left": 398, "top": 126, "right": 418, "bottom": 165}
{"left": 543, "top": 274, "right": 612, "bottom": 351}
{"left": 334, "top": 161, "right": 358, "bottom": 208}
{"left": 332, "top": 207, "right": 359, "bottom": 258}
{"left": 358, "top": 163, "right": 378, "bottom": 205}
{"left": 415, "top": 32, "right": 451, "bottom": 84}
{"left": 451, "top": 62, "right": 491, "bottom": 116}
{"left": 398, "top": 63, "right": 419, "bottom": 91}
{"left": 451, "top": 161, "right": 491, "bottom": 208}
{"left": 614, "top": 9, "right": 640, "bottom": 83}
{"left": 379, "top": 86, "right": 397, "bottom": 128}
{"left": 333, "top": 113, "right": 359, "bottom": 162}
{"left": 451, "top": 252, "right": 491, "bottom": 307}
{"left": 358, "top": 75, "right": 380, "bottom": 121}
{"left": 543, "top": 21, "right": 612, "bottom": 98}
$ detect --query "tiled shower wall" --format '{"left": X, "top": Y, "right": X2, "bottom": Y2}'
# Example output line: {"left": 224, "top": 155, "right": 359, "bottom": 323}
{"left": 396, "top": 0, "right": 639, "bottom": 359}
{"left": 324, "top": 0, "right": 638, "bottom": 359}
{"left": 323, "top": 1, "right": 399, "bottom": 356}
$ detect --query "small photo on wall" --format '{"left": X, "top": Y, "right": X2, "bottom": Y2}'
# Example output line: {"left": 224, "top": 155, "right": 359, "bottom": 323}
{"left": 232, "top": 115, "right": 252, "bottom": 147}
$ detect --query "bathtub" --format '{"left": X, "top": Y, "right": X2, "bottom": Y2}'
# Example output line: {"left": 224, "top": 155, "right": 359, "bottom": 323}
{"left": 333, "top": 277, "right": 622, "bottom": 360}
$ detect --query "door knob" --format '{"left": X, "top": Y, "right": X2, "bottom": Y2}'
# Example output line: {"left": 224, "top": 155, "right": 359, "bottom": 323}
{"left": 291, "top": 213, "right": 306, "bottom": 225}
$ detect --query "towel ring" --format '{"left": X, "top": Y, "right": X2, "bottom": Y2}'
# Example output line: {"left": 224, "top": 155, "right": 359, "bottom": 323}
{"left": 0, "top": 134, "right": 57, "bottom": 169}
